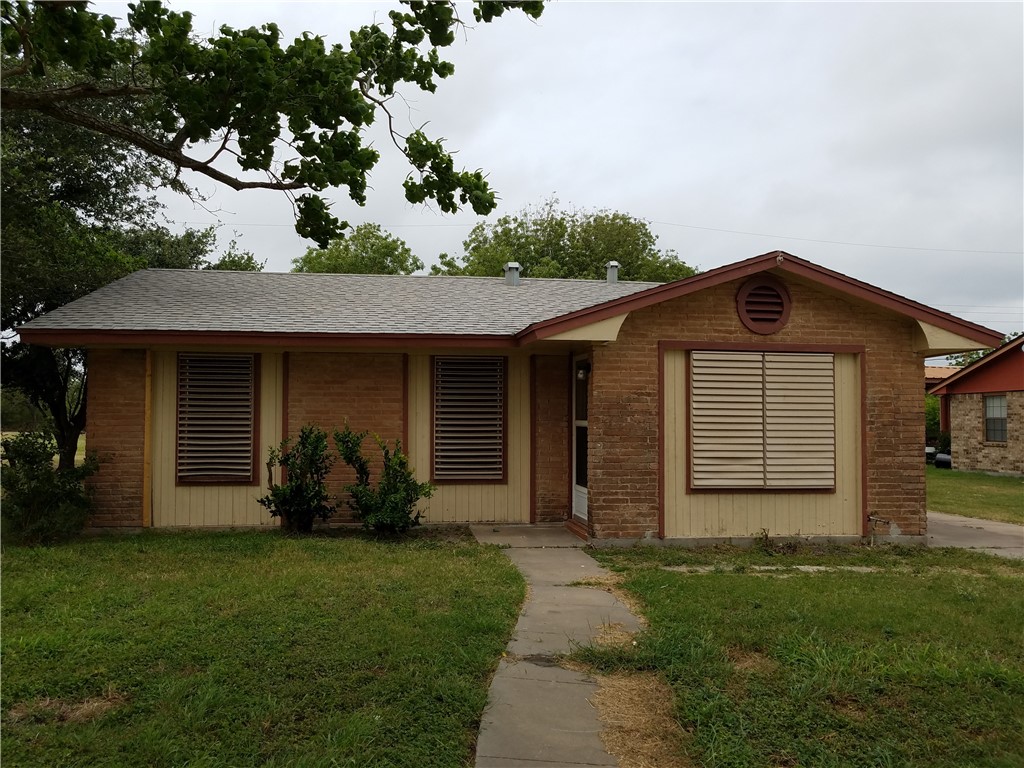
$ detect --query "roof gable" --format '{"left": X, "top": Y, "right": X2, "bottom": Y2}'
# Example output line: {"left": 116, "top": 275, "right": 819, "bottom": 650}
{"left": 518, "top": 251, "right": 1003, "bottom": 348}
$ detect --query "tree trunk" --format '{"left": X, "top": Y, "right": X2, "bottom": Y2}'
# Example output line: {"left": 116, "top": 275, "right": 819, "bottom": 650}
{"left": 56, "top": 424, "right": 83, "bottom": 472}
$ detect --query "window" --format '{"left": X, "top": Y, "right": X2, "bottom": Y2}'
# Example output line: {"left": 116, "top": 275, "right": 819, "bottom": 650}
{"left": 690, "top": 351, "right": 835, "bottom": 489}
{"left": 433, "top": 356, "right": 505, "bottom": 481}
{"left": 984, "top": 395, "right": 1008, "bottom": 442}
{"left": 176, "top": 353, "right": 257, "bottom": 483}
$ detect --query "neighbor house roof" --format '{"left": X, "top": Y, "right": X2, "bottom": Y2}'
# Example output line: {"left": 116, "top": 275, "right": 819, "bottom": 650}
{"left": 925, "top": 366, "right": 961, "bottom": 387}
{"left": 928, "top": 335, "right": 1024, "bottom": 396}
{"left": 19, "top": 251, "right": 1002, "bottom": 351}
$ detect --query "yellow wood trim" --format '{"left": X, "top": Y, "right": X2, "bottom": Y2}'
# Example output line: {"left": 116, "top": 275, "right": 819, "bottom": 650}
{"left": 544, "top": 313, "right": 629, "bottom": 342}
{"left": 142, "top": 349, "right": 153, "bottom": 528}
{"left": 913, "top": 320, "right": 990, "bottom": 355}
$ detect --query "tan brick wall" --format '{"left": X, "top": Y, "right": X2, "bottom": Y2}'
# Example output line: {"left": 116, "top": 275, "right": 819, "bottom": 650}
{"left": 588, "top": 273, "right": 926, "bottom": 539}
{"left": 949, "top": 391, "right": 1024, "bottom": 474}
{"left": 286, "top": 352, "right": 405, "bottom": 523}
{"left": 85, "top": 349, "right": 147, "bottom": 527}
{"left": 533, "top": 355, "right": 570, "bottom": 522}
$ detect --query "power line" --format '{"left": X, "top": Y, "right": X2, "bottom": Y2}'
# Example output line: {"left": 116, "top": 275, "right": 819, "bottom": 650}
{"left": 938, "top": 304, "right": 1022, "bottom": 309}
{"left": 174, "top": 217, "right": 1023, "bottom": 255}
{"left": 648, "top": 220, "right": 1023, "bottom": 255}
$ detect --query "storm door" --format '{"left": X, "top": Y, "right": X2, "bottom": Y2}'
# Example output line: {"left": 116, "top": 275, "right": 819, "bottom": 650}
{"left": 572, "top": 358, "right": 590, "bottom": 522}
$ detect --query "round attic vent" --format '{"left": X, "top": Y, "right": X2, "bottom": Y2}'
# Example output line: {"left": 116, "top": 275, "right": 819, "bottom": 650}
{"left": 737, "top": 275, "right": 792, "bottom": 335}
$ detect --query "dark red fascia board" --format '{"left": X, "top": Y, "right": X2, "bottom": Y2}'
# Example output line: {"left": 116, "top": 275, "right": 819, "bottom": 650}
{"left": 516, "top": 251, "right": 1004, "bottom": 347}
{"left": 17, "top": 328, "right": 518, "bottom": 349}
{"left": 928, "top": 334, "right": 1024, "bottom": 395}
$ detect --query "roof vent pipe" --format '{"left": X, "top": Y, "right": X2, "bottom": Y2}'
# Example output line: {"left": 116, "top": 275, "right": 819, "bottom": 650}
{"left": 504, "top": 262, "right": 522, "bottom": 286}
{"left": 606, "top": 261, "right": 620, "bottom": 283}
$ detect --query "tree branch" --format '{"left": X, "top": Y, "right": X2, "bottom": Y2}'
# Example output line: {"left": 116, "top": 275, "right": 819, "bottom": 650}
{"left": 2, "top": 82, "right": 155, "bottom": 107}
{"left": 8, "top": 101, "right": 307, "bottom": 192}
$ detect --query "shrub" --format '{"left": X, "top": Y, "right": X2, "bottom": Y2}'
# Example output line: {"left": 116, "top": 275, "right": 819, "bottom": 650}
{"left": 257, "top": 425, "right": 337, "bottom": 533}
{"left": 334, "top": 424, "right": 433, "bottom": 534}
{"left": 0, "top": 431, "right": 97, "bottom": 544}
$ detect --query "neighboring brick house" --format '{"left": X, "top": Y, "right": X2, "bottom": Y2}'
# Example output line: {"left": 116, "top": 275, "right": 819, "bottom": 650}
{"left": 20, "top": 251, "right": 1001, "bottom": 543}
{"left": 929, "top": 335, "right": 1024, "bottom": 475}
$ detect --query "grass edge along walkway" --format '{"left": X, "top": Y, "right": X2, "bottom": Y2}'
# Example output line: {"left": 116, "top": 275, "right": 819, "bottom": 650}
{"left": 574, "top": 543, "right": 1024, "bottom": 768}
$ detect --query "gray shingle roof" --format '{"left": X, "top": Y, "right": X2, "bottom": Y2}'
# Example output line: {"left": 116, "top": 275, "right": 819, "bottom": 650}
{"left": 21, "top": 269, "right": 662, "bottom": 337}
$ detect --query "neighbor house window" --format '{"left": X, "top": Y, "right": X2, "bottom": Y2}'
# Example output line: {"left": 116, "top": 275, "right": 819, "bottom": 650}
{"left": 433, "top": 356, "right": 505, "bottom": 481}
{"left": 690, "top": 351, "right": 835, "bottom": 490}
{"left": 176, "top": 353, "right": 257, "bottom": 483}
{"left": 984, "top": 394, "right": 1007, "bottom": 442}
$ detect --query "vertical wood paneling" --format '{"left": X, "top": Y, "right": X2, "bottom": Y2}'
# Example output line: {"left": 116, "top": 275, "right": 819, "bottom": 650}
{"left": 407, "top": 352, "right": 530, "bottom": 523}
{"left": 664, "top": 350, "right": 861, "bottom": 538}
{"left": 152, "top": 350, "right": 282, "bottom": 527}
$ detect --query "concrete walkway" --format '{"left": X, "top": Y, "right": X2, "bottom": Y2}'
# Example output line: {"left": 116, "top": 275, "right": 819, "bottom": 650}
{"left": 470, "top": 525, "right": 641, "bottom": 768}
{"left": 928, "top": 511, "right": 1024, "bottom": 559}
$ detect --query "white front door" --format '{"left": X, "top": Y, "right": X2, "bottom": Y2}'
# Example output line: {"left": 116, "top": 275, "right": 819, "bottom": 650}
{"left": 572, "top": 358, "right": 589, "bottom": 522}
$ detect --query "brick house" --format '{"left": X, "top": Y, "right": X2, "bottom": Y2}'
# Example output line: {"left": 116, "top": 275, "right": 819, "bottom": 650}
{"left": 20, "top": 251, "right": 1001, "bottom": 543}
{"left": 928, "top": 335, "right": 1024, "bottom": 475}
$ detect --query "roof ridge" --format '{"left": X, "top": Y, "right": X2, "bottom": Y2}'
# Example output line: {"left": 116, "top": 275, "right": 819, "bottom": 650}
{"left": 138, "top": 268, "right": 662, "bottom": 285}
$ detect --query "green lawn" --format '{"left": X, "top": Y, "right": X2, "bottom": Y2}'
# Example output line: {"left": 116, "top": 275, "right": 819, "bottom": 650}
{"left": 577, "top": 544, "right": 1024, "bottom": 768}
{"left": 2, "top": 529, "right": 524, "bottom": 767}
{"left": 927, "top": 465, "right": 1024, "bottom": 524}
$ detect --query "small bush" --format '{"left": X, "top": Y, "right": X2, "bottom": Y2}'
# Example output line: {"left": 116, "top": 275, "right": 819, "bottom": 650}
{"left": 257, "top": 425, "right": 336, "bottom": 533}
{"left": 0, "top": 431, "right": 97, "bottom": 544}
{"left": 335, "top": 424, "right": 433, "bottom": 534}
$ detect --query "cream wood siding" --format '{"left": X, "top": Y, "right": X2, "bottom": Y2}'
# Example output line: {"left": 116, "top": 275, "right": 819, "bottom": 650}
{"left": 407, "top": 352, "right": 530, "bottom": 523}
{"left": 664, "top": 350, "right": 861, "bottom": 538}
{"left": 151, "top": 350, "right": 283, "bottom": 527}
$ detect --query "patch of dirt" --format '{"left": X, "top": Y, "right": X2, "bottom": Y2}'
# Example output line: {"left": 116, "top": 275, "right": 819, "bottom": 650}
{"left": 7, "top": 688, "right": 126, "bottom": 725}
{"left": 826, "top": 694, "right": 868, "bottom": 722}
{"left": 592, "top": 671, "right": 693, "bottom": 768}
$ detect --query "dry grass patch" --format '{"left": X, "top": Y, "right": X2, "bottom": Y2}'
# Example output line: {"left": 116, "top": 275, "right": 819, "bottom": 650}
{"left": 594, "top": 621, "right": 637, "bottom": 649}
{"left": 8, "top": 689, "right": 126, "bottom": 725}
{"left": 727, "top": 647, "right": 778, "bottom": 675}
{"left": 592, "top": 672, "right": 692, "bottom": 768}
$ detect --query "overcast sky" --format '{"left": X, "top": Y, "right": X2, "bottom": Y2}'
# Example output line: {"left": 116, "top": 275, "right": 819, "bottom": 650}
{"left": 105, "top": 1, "right": 1022, "bottom": 337}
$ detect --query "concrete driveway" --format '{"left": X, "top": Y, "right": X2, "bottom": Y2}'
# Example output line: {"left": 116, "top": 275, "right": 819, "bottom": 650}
{"left": 928, "top": 511, "right": 1024, "bottom": 559}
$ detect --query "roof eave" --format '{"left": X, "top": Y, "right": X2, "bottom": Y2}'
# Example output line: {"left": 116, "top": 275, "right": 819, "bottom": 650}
{"left": 16, "top": 328, "right": 519, "bottom": 349}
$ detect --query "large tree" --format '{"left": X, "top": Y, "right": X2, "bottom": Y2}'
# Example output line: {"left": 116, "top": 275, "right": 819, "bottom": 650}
{"left": 433, "top": 199, "right": 698, "bottom": 282}
{"left": 0, "top": 105, "right": 243, "bottom": 469}
{"left": 0, "top": 1, "right": 544, "bottom": 246}
{"left": 292, "top": 223, "right": 422, "bottom": 275}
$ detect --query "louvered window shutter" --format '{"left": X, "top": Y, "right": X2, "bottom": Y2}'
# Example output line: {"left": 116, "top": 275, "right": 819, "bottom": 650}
{"left": 764, "top": 353, "right": 835, "bottom": 488}
{"left": 690, "top": 351, "right": 835, "bottom": 490}
{"left": 691, "top": 352, "right": 766, "bottom": 488}
{"left": 433, "top": 357, "right": 505, "bottom": 481}
{"left": 177, "top": 353, "right": 256, "bottom": 482}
